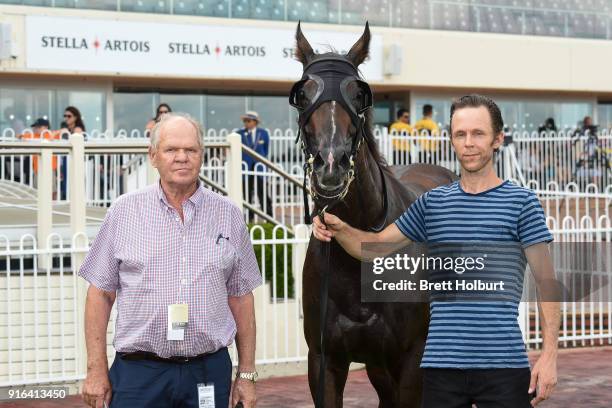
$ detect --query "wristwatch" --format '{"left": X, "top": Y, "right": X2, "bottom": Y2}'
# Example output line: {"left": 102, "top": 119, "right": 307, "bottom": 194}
{"left": 236, "top": 371, "right": 258, "bottom": 383}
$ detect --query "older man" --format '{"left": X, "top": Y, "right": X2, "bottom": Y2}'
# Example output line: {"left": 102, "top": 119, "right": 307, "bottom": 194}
{"left": 80, "top": 113, "right": 261, "bottom": 408}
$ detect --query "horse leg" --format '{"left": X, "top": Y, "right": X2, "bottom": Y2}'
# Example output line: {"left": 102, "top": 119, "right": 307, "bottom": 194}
{"left": 398, "top": 345, "right": 425, "bottom": 408}
{"left": 365, "top": 363, "right": 398, "bottom": 408}
{"left": 307, "top": 350, "right": 350, "bottom": 408}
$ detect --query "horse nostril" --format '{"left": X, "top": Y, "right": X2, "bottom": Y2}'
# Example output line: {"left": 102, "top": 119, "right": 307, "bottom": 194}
{"left": 339, "top": 154, "right": 351, "bottom": 169}
{"left": 313, "top": 152, "right": 325, "bottom": 168}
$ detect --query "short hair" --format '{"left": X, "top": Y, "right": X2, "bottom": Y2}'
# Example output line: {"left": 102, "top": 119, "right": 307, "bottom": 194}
{"left": 150, "top": 113, "right": 204, "bottom": 151}
{"left": 449, "top": 94, "right": 504, "bottom": 135}
{"left": 423, "top": 104, "right": 433, "bottom": 116}
{"left": 396, "top": 108, "right": 409, "bottom": 119}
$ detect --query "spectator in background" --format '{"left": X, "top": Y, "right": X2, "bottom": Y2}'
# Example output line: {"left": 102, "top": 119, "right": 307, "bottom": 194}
{"left": 537, "top": 118, "right": 558, "bottom": 185}
{"left": 538, "top": 117, "right": 557, "bottom": 134}
{"left": 414, "top": 104, "right": 440, "bottom": 163}
{"left": 389, "top": 108, "right": 413, "bottom": 165}
{"left": 238, "top": 111, "right": 273, "bottom": 221}
{"left": 60, "top": 106, "right": 86, "bottom": 200}
{"left": 145, "top": 103, "right": 172, "bottom": 137}
{"left": 20, "top": 118, "right": 61, "bottom": 187}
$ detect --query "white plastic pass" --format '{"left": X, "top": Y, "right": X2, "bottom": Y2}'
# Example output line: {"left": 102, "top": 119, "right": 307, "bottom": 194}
{"left": 167, "top": 304, "right": 188, "bottom": 341}
{"left": 197, "top": 383, "right": 215, "bottom": 408}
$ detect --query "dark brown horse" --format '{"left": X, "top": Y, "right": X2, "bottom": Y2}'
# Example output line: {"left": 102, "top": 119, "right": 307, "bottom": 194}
{"left": 292, "top": 23, "right": 458, "bottom": 407}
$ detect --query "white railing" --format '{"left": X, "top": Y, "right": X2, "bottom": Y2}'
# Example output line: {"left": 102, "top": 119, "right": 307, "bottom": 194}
{"left": 0, "top": 225, "right": 311, "bottom": 386}
{"left": 2, "top": 128, "right": 610, "bottom": 205}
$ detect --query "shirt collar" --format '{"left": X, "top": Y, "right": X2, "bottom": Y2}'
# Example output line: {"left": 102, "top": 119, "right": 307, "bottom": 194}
{"left": 156, "top": 180, "right": 205, "bottom": 209}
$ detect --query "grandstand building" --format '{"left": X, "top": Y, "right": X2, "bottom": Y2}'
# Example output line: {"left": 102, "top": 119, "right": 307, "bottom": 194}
{"left": 1, "top": 0, "right": 612, "bottom": 134}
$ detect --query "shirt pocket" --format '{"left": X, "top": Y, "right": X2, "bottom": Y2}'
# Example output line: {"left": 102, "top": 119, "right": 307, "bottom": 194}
{"left": 199, "top": 237, "right": 237, "bottom": 288}
{"left": 118, "top": 258, "right": 147, "bottom": 290}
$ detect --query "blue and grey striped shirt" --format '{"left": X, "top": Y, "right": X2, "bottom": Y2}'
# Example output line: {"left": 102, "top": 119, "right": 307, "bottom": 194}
{"left": 394, "top": 180, "right": 553, "bottom": 368}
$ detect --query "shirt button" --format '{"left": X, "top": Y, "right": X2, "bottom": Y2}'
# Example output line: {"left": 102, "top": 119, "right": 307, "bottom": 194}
{"left": 181, "top": 278, "right": 188, "bottom": 286}
{"left": 182, "top": 257, "right": 186, "bottom": 262}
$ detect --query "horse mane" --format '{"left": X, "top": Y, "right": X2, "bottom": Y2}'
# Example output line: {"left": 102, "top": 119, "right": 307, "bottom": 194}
{"left": 363, "top": 110, "right": 388, "bottom": 167}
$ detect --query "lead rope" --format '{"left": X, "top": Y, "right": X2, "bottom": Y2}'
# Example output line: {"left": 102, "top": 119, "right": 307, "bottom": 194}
{"left": 315, "top": 205, "right": 330, "bottom": 408}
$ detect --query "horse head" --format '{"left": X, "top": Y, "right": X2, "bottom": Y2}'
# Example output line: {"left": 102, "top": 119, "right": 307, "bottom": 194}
{"left": 290, "top": 22, "right": 373, "bottom": 208}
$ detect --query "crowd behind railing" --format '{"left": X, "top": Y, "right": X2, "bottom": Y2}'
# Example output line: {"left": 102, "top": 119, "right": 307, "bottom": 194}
{"left": 1, "top": 102, "right": 611, "bottom": 229}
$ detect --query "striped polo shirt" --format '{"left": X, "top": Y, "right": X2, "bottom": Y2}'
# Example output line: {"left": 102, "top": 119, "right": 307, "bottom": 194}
{"left": 394, "top": 180, "right": 553, "bottom": 368}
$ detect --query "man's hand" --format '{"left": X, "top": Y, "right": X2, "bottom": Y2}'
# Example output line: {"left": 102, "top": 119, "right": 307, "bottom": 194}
{"left": 82, "top": 368, "right": 112, "bottom": 408}
{"left": 231, "top": 378, "right": 256, "bottom": 408}
{"left": 312, "top": 213, "right": 346, "bottom": 242}
{"left": 529, "top": 352, "right": 557, "bottom": 406}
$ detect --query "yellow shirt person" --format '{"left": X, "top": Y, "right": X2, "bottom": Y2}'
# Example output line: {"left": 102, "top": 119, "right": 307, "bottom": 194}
{"left": 390, "top": 121, "right": 413, "bottom": 152}
{"left": 414, "top": 104, "right": 440, "bottom": 153}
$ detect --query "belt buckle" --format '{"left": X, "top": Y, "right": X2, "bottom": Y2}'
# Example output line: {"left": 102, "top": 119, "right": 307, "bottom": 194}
{"left": 173, "top": 356, "right": 190, "bottom": 363}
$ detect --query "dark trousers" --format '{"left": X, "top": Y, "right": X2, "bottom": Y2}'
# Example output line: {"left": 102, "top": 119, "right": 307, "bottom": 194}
{"left": 422, "top": 368, "right": 531, "bottom": 408}
{"left": 243, "top": 174, "right": 273, "bottom": 221}
{"left": 108, "top": 347, "right": 232, "bottom": 408}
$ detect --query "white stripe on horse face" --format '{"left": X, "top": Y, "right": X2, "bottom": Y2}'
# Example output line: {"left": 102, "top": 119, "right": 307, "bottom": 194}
{"left": 329, "top": 100, "right": 337, "bottom": 174}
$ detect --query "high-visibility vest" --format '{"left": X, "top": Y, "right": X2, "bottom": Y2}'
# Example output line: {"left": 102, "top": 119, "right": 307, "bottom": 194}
{"left": 19, "top": 130, "right": 62, "bottom": 172}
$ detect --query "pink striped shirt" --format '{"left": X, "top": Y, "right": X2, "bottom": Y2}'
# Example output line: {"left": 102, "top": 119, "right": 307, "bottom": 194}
{"left": 79, "top": 182, "right": 262, "bottom": 357}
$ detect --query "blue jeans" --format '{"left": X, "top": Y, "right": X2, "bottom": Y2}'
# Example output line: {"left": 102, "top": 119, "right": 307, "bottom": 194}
{"left": 109, "top": 347, "right": 232, "bottom": 408}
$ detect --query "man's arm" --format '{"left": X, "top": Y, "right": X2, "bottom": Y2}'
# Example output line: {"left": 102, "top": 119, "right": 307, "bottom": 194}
{"left": 229, "top": 292, "right": 257, "bottom": 408}
{"left": 313, "top": 212, "right": 411, "bottom": 261}
{"left": 82, "top": 285, "right": 116, "bottom": 408}
{"left": 525, "top": 243, "right": 560, "bottom": 406}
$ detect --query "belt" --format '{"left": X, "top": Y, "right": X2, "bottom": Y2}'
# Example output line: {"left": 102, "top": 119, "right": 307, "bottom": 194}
{"left": 118, "top": 350, "right": 214, "bottom": 364}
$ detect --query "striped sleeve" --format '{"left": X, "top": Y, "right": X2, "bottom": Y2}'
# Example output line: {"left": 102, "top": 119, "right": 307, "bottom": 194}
{"left": 517, "top": 190, "right": 553, "bottom": 247}
{"left": 394, "top": 192, "right": 428, "bottom": 242}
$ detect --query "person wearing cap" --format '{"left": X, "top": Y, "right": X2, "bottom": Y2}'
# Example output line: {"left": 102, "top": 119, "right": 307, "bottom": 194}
{"left": 237, "top": 111, "right": 273, "bottom": 220}
{"left": 19, "top": 118, "right": 60, "bottom": 186}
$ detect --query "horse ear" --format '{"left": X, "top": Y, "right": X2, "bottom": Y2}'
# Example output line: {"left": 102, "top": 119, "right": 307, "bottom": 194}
{"left": 346, "top": 21, "right": 371, "bottom": 67}
{"left": 295, "top": 21, "right": 315, "bottom": 66}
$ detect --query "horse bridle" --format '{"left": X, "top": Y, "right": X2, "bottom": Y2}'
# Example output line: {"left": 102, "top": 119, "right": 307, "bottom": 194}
{"left": 289, "top": 56, "right": 373, "bottom": 222}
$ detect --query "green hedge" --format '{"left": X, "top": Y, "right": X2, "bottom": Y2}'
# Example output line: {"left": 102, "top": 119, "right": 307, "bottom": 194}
{"left": 248, "top": 223, "right": 295, "bottom": 299}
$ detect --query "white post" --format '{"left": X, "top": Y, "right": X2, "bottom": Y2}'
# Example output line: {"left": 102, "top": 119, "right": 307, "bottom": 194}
{"left": 37, "top": 143, "right": 53, "bottom": 269}
{"left": 226, "top": 132, "right": 243, "bottom": 211}
{"left": 70, "top": 133, "right": 88, "bottom": 376}
{"left": 293, "top": 224, "right": 310, "bottom": 303}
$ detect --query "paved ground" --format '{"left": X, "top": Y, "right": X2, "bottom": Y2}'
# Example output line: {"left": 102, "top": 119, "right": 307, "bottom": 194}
{"left": 2, "top": 347, "right": 611, "bottom": 407}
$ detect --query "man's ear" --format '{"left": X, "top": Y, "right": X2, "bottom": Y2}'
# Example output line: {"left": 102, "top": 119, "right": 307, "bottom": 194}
{"left": 148, "top": 146, "right": 157, "bottom": 168}
{"left": 492, "top": 132, "right": 504, "bottom": 151}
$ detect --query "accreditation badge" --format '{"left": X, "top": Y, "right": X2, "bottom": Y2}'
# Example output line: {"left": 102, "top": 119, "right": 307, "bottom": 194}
{"left": 167, "top": 303, "right": 188, "bottom": 341}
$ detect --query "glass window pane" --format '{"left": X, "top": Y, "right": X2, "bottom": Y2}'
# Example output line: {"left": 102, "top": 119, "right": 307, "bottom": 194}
{"left": 120, "top": 0, "right": 170, "bottom": 13}
{"left": 0, "top": 87, "right": 54, "bottom": 137}
{"left": 57, "top": 90, "right": 105, "bottom": 133}
{"left": 174, "top": 0, "right": 229, "bottom": 16}
{"left": 113, "top": 92, "right": 156, "bottom": 135}
{"left": 205, "top": 95, "right": 245, "bottom": 131}
{"left": 53, "top": 0, "right": 116, "bottom": 9}
{"left": 249, "top": 96, "right": 293, "bottom": 131}
{"left": 159, "top": 94, "right": 205, "bottom": 125}
{"left": 558, "top": 102, "right": 591, "bottom": 129}
{"left": 287, "top": 0, "right": 328, "bottom": 23}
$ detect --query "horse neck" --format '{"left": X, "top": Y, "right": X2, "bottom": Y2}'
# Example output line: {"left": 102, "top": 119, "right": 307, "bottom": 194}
{"left": 340, "top": 145, "right": 385, "bottom": 230}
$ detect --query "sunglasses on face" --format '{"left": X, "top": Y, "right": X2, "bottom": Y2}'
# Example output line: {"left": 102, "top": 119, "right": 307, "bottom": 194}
{"left": 64, "top": 114, "right": 73, "bottom": 118}
{"left": 401, "top": 115, "right": 410, "bottom": 119}
{"left": 158, "top": 110, "right": 169, "bottom": 114}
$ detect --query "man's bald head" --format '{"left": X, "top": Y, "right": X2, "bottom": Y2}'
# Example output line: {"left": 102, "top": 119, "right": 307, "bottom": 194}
{"left": 150, "top": 113, "right": 204, "bottom": 151}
